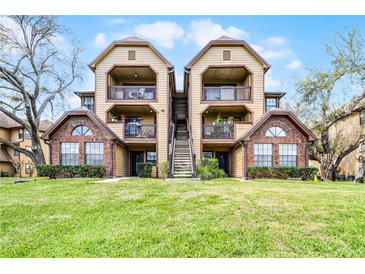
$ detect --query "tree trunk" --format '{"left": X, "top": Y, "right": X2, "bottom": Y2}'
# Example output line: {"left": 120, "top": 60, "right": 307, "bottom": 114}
{"left": 31, "top": 134, "right": 46, "bottom": 165}
{"left": 330, "top": 164, "right": 337, "bottom": 181}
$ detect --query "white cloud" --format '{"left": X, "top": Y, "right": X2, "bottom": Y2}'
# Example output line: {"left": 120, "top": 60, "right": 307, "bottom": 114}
{"left": 261, "top": 48, "right": 294, "bottom": 59}
{"left": 93, "top": 32, "right": 107, "bottom": 48}
{"left": 262, "top": 36, "right": 288, "bottom": 47}
{"left": 185, "top": 18, "right": 249, "bottom": 48}
{"left": 134, "top": 21, "right": 184, "bottom": 49}
{"left": 266, "top": 73, "right": 284, "bottom": 90}
{"left": 109, "top": 17, "right": 125, "bottom": 25}
{"left": 250, "top": 44, "right": 264, "bottom": 53}
{"left": 286, "top": 60, "right": 302, "bottom": 70}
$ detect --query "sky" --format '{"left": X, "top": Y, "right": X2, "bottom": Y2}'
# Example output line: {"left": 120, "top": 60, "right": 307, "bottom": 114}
{"left": 57, "top": 16, "right": 365, "bottom": 109}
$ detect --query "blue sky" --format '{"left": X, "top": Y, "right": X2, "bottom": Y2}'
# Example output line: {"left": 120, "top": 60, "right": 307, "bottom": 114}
{"left": 58, "top": 16, "right": 365, "bottom": 108}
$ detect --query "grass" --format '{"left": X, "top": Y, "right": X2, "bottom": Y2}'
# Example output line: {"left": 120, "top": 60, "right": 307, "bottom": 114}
{"left": 0, "top": 177, "right": 365, "bottom": 258}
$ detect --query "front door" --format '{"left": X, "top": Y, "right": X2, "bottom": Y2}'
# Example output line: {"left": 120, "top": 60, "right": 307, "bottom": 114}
{"left": 216, "top": 152, "right": 229, "bottom": 175}
{"left": 131, "top": 151, "right": 144, "bottom": 176}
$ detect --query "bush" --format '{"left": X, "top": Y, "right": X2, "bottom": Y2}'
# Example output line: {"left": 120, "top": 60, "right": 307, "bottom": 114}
{"left": 196, "top": 158, "right": 226, "bottom": 180}
{"left": 247, "top": 166, "right": 318, "bottom": 180}
{"left": 37, "top": 165, "right": 106, "bottom": 179}
{"left": 136, "top": 162, "right": 153, "bottom": 178}
{"left": 158, "top": 161, "right": 169, "bottom": 178}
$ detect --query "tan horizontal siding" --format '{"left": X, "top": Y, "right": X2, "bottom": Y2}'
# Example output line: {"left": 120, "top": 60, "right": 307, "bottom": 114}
{"left": 190, "top": 45, "right": 265, "bottom": 160}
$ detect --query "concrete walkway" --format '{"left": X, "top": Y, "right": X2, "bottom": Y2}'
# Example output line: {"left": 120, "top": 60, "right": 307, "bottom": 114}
{"left": 95, "top": 177, "right": 133, "bottom": 183}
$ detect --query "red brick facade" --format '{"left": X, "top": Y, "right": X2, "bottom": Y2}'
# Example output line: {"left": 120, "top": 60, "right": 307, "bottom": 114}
{"left": 49, "top": 115, "right": 114, "bottom": 176}
{"left": 245, "top": 115, "right": 309, "bottom": 168}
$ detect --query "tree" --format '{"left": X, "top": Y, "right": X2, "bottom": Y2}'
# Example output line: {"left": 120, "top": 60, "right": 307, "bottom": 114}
{"left": 0, "top": 16, "right": 82, "bottom": 165}
{"left": 292, "top": 28, "right": 365, "bottom": 181}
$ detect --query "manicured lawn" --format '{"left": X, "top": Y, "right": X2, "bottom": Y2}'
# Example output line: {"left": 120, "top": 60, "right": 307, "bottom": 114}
{"left": 0, "top": 177, "right": 365, "bottom": 258}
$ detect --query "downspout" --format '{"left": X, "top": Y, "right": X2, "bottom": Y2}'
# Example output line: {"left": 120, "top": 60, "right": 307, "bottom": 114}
{"left": 167, "top": 67, "right": 175, "bottom": 177}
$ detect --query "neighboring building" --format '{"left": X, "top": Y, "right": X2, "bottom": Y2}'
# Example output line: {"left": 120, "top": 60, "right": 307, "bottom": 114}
{"left": 42, "top": 36, "right": 315, "bottom": 178}
{"left": 309, "top": 104, "right": 365, "bottom": 178}
{"left": 0, "top": 112, "right": 52, "bottom": 177}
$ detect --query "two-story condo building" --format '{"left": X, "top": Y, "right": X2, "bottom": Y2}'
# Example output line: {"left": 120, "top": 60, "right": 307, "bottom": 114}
{"left": 42, "top": 36, "right": 315, "bottom": 178}
{"left": 0, "top": 112, "right": 51, "bottom": 177}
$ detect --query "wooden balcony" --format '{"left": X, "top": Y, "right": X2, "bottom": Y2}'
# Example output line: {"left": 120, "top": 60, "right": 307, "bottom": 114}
{"left": 125, "top": 124, "right": 157, "bottom": 139}
{"left": 203, "top": 86, "right": 251, "bottom": 101}
{"left": 202, "top": 124, "right": 234, "bottom": 139}
{"left": 107, "top": 86, "right": 156, "bottom": 100}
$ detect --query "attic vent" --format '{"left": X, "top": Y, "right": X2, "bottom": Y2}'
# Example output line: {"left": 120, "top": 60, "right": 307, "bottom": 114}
{"left": 223, "top": 50, "right": 231, "bottom": 61}
{"left": 128, "top": 50, "right": 136, "bottom": 60}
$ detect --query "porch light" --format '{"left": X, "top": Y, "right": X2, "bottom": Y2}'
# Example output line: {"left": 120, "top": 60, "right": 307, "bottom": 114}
{"left": 134, "top": 73, "right": 138, "bottom": 78}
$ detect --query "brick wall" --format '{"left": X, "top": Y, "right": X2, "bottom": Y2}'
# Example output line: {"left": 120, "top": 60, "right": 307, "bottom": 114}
{"left": 49, "top": 115, "right": 114, "bottom": 176}
{"left": 246, "top": 116, "right": 309, "bottom": 167}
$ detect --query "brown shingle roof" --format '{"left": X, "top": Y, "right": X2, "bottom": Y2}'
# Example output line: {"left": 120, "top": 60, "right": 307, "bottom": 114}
{"left": 0, "top": 112, "right": 21, "bottom": 128}
{"left": 0, "top": 112, "right": 53, "bottom": 132}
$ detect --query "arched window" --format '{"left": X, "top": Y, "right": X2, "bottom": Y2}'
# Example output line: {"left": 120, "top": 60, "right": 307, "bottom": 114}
{"left": 72, "top": 125, "right": 92, "bottom": 136}
{"left": 265, "top": 126, "right": 286, "bottom": 137}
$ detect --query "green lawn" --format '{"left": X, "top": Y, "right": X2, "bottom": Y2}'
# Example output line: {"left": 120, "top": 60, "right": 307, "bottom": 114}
{"left": 1, "top": 177, "right": 365, "bottom": 258}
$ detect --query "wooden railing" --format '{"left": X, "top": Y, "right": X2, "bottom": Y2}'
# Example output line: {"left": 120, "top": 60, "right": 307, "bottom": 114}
{"left": 203, "top": 86, "right": 251, "bottom": 101}
{"left": 202, "top": 124, "right": 234, "bottom": 139}
{"left": 125, "top": 124, "right": 156, "bottom": 138}
{"left": 108, "top": 86, "right": 156, "bottom": 100}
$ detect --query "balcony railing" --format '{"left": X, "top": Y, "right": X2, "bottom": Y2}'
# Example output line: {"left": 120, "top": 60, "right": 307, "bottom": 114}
{"left": 125, "top": 124, "right": 156, "bottom": 138}
{"left": 203, "top": 86, "right": 251, "bottom": 101}
{"left": 202, "top": 124, "right": 234, "bottom": 139}
{"left": 108, "top": 86, "right": 156, "bottom": 100}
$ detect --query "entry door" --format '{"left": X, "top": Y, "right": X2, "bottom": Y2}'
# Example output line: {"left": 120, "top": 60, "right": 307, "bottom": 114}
{"left": 216, "top": 152, "right": 229, "bottom": 175}
{"left": 131, "top": 151, "right": 144, "bottom": 176}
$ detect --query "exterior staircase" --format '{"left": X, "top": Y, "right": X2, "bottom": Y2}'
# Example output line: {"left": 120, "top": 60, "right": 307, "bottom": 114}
{"left": 170, "top": 96, "right": 194, "bottom": 178}
{"left": 173, "top": 122, "right": 193, "bottom": 178}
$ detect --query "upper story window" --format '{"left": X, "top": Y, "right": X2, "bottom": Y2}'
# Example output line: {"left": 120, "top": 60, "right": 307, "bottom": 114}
{"left": 83, "top": 96, "right": 94, "bottom": 112}
{"left": 72, "top": 125, "right": 92, "bottom": 136}
{"left": 18, "top": 128, "right": 24, "bottom": 140}
{"left": 360, "top": 110, "right": 365, "bottom": 125}
{"left": 128, "top": 50, "right": 136, "bottom": 60}
{"left": 25, "top": 130, "right": 31, "bottom": 139}
{"left": 265, "top": 126, "right": 286, "bottom": 137}
{"left": 223, "top": 50, "right": 231, "bottom": 61}
{"left": 266, "top": 98, "right": 278, "bottom": 111}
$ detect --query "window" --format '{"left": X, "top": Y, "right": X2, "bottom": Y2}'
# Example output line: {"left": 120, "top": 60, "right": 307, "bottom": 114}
{"left": 125, "top": 117, "right": 142, "bottom": 137}
{"left": 223, "top": 50, "right": 231, "bottom": 61}
{"left": 202, "top": 151, "right": 213, "bottom": 158}
{"left": 254, "top": 144, "right": 273, "bottom": 167}
{"left": 128, "top": 50, "right": 136, "bottom": 60}
{"left": 361, "top": 110, "right": 365, "bottom": 125}
{"left": 60, "top": 142, "right": 79, "bottom": 165}
{"left": 265, "top": 126, "right": 286, "bottom": 137}
{"left": 25, "top": 130, "right": 31, "bottom": 139}
{"left": 279, "top": 144, "right": 297, "bottom": 167}
{"left": 85, "top": 143, "right": 104, "bottom": 165}
{"left": 83, "top": 97, "right": 94, "bottom": 112}
{"left": 18, "top": 128, "right": 24, "bottom": 140}
{"left": 72, "top": 125, "right": 92, "bottom": 136}
{"left": 25, "top": 163, "right": 33, "bottom": 174}
{"left": 146, "top": 151, "right": 157, "bottom": 165}
{"left": 266, "top": 98, "right": 277, "bottom": 111}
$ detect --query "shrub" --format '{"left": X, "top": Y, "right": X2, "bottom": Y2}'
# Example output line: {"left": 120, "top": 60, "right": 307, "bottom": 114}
{"left": 136, "top": 162, "right": 153, "bottom": 178}
{"left": 247, "top": 166, "right": 318, "bottom": 180}
{"left": 158, "top": 161, "right": 169, "bottom": 178}
{"left": 37, "top": 165, "right": 106, "bottom": 179}
{"left": 196, "top": 158, "right": 226, "bottom": 180}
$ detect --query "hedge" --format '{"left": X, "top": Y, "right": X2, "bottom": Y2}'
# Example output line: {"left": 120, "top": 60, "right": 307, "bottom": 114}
{"left": 37, "top": 165, "right": 107, "bottom": 179}
{"left": 136, "top": 162, "right": 153, "bottom": 178}
{"left": 247, "top": 166, "right": 318, "bottom": 180}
